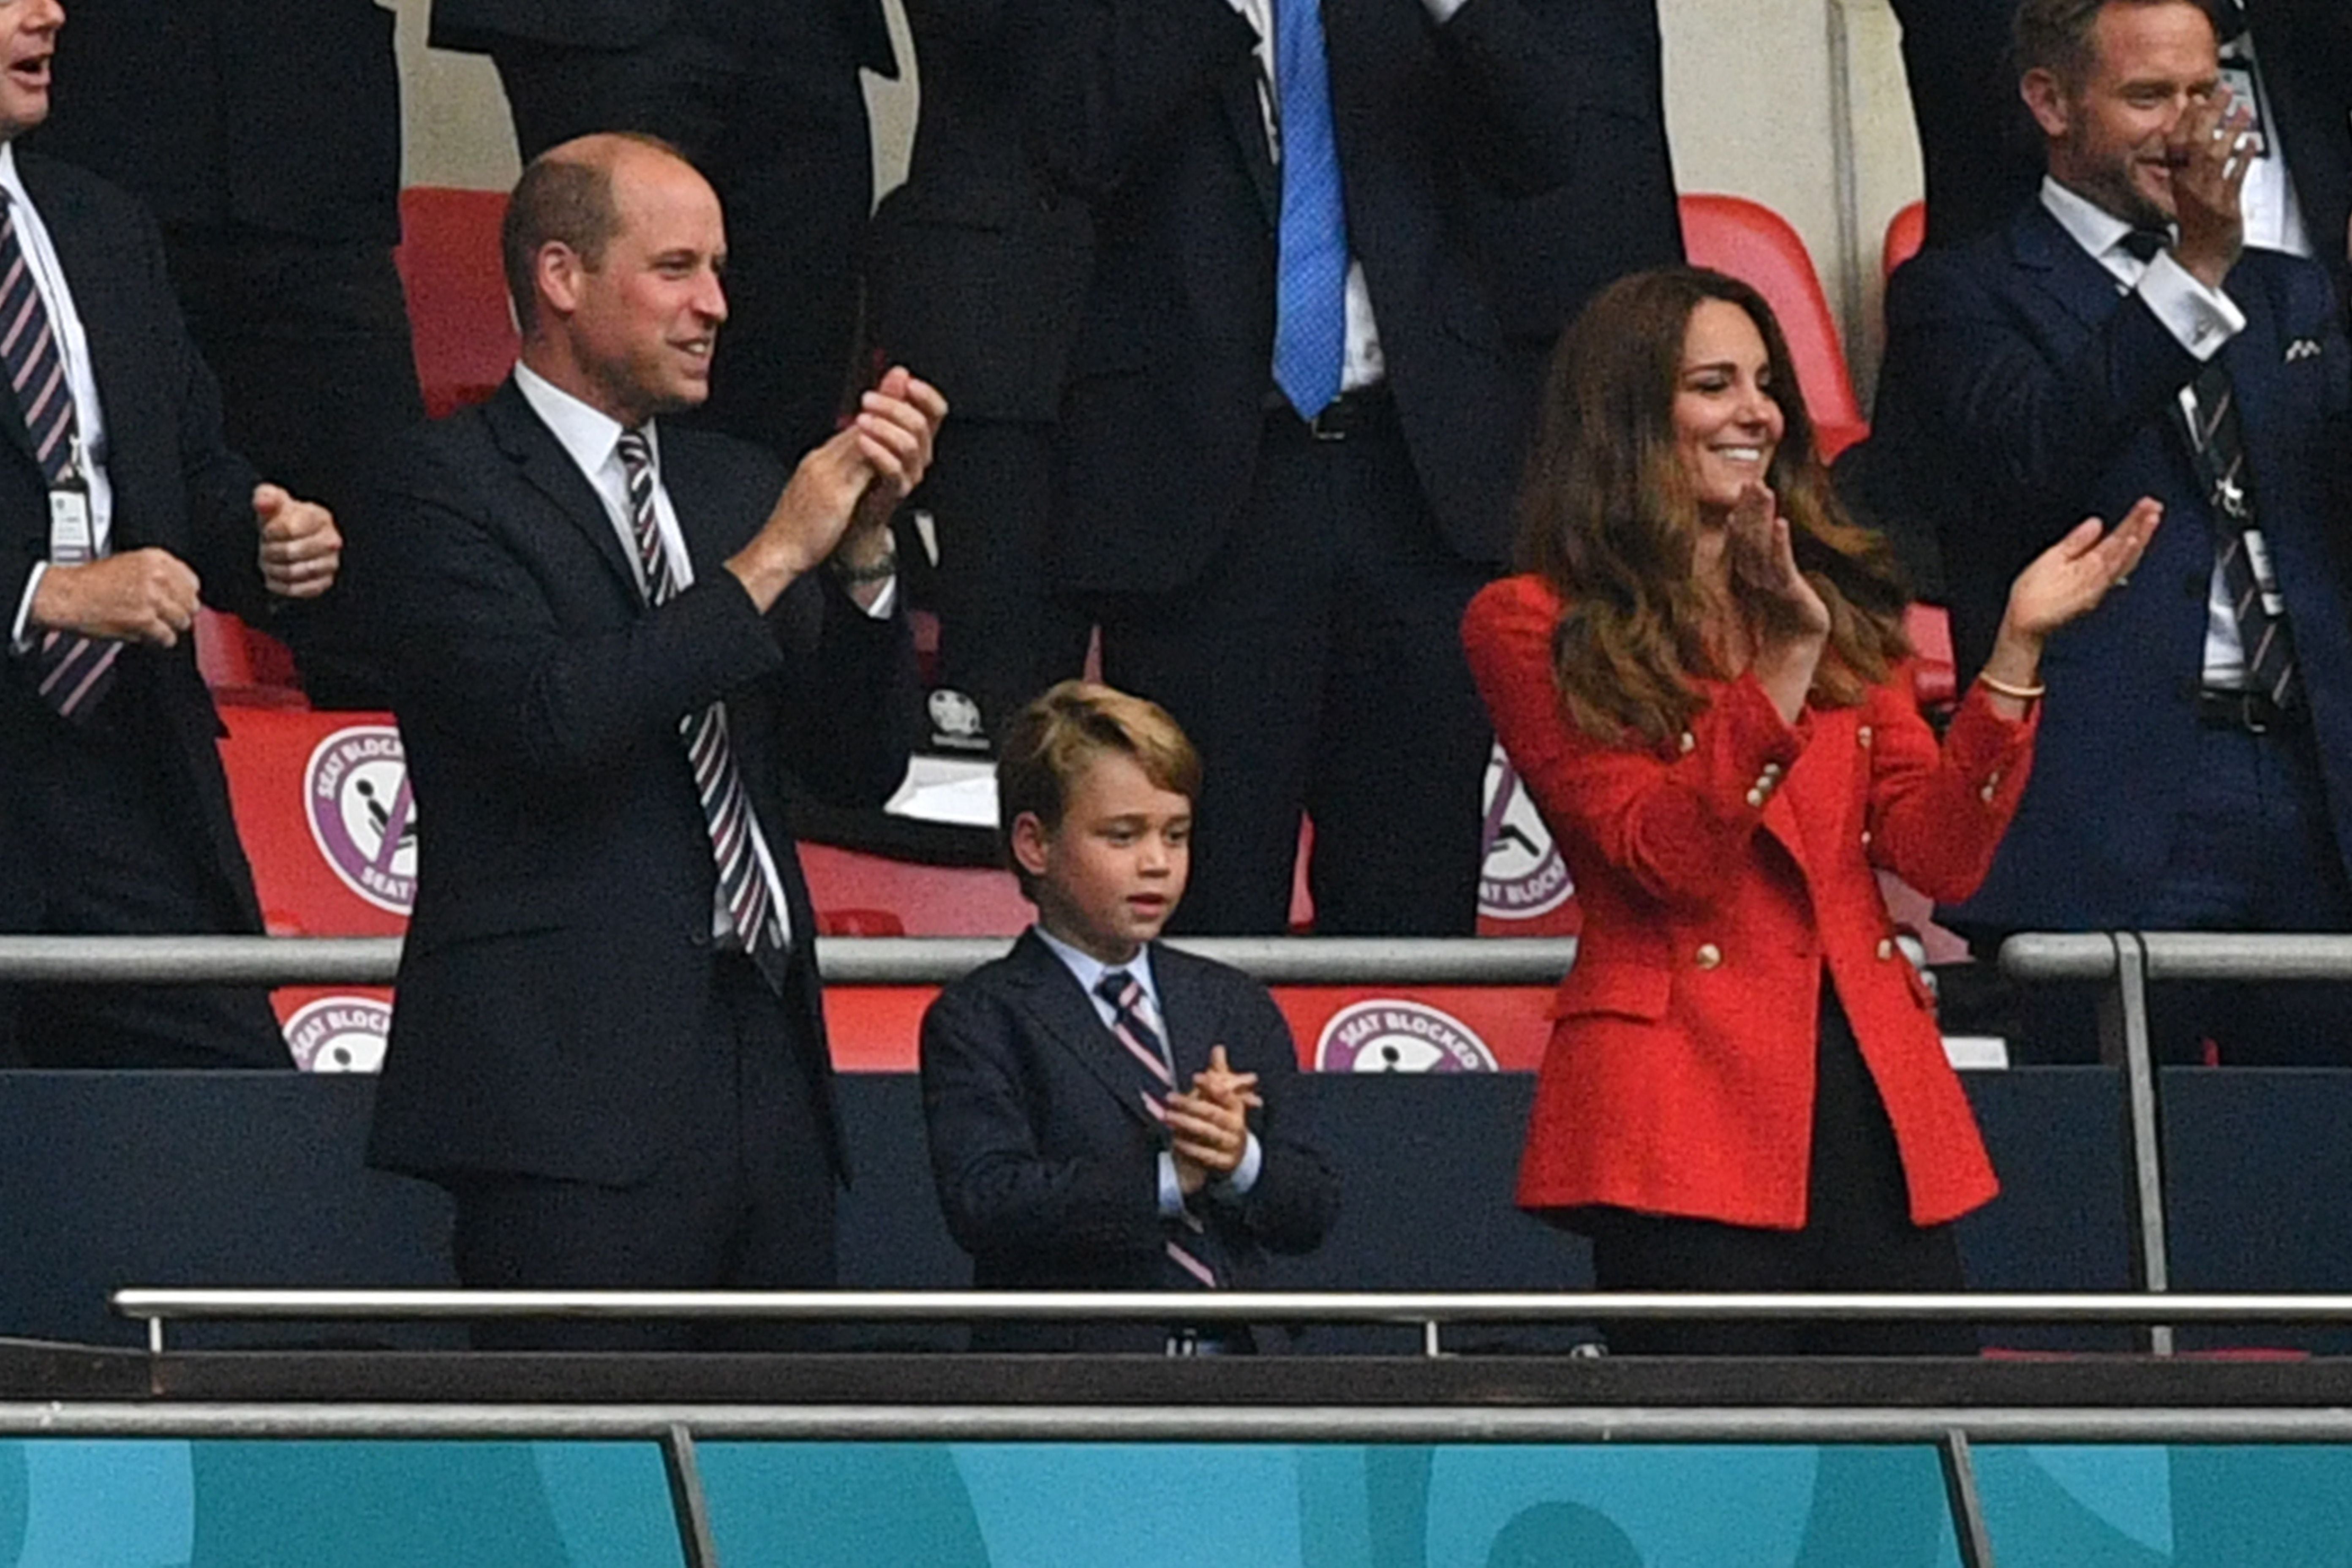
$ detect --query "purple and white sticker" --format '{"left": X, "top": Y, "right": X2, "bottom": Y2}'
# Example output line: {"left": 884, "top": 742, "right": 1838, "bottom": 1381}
{"left": 1480, "top": 743, "right": 1572, "bottom": 920}
{"left": 1315, "top": 999, "right": 1497, "bottom": 1073}
{"left": 304, "top": 724, "right": 416, "bottom": 914}
{"left": 282, "top": 994, "right": 392, "bottom": 1073}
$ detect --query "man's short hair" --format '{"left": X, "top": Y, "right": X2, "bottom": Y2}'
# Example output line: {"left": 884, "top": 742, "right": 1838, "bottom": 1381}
{"left": 2014, "top": 0, "right": 2218, "bottom": 88}
{"left": 500, "top": 132, "right": 689, "bottom": 333}
{"left": 997, "top": 681, "right": 1203, "bottom": 894}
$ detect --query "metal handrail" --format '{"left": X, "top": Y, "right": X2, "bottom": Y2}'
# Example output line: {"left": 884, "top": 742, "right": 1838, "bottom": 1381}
{"left": 110, "top": 1286, "right": 2352, "bottom": 1357}
{"left": 0, "top": 935, "right": 1579, "bottom": 988}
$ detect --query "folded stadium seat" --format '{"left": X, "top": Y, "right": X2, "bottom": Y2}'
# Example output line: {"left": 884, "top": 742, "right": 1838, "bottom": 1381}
{"left": 394, "top": 186, "right": 520, "bottom": 420}
{"left": 1882, "top": 199, "right": 1927, "bottom": 284}
{"left": 194, "top": 607, "right": 308, "bottom": 709}
{"left": 1677, "top": 193, "right": 1869, "bottom": 460}
{"left": 1904, "top": 602, "right": 1958, "bottom": 716}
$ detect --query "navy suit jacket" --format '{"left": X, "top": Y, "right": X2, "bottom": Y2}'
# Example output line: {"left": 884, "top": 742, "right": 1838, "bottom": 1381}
{"left": 0, "top": 154, "right": 268, "bottom": 934}
{"left": 1876, "top": 201, "right": 2352, "bottom": 930}
{"left": 358, "top": 378, "right": 920, "bottom": 1187}
{"left": 1019, "top": 0, "right": 1677, "bottom": 594}
{"left": 920, "top": 930, "right": 1339, "bottom": 1349}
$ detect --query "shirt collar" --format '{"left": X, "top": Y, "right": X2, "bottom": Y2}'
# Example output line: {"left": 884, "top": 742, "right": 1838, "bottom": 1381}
{"left": 2040, "top": 175, "right": 2170, "bottom": 277}
{"left": 514, "top": 360, "right": 658, "bottom": 486}
{"left": 0, "top": 143, "right": 30, "bottom": 215}
{"left": 1033, "top": 923, "right": 1160, "bottom": 1015}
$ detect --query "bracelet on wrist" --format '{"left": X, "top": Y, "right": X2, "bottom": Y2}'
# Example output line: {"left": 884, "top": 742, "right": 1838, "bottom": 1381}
{"left": 1976, "top": 671, "right": 2047, "bottom": 702}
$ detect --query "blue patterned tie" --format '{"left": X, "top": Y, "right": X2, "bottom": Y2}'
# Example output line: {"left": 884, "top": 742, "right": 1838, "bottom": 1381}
{"left": 1272, "top": 0, "right": 1348, "bottom": 418}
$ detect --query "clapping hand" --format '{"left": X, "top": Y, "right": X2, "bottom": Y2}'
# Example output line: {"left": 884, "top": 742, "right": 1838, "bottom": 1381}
{"left": 2001, "top": 497, "right": 2163, "bottom": 644}
{"left": 1167, "top": 1046, "right": 1259, "bottom": 1195}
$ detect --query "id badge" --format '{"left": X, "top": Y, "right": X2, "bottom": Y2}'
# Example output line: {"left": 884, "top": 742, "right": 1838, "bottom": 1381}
{"left": 2216, "top": 64, "right": 2269, "bottom": 158}
{"left": 47, "top": 485, "right": 93, "bottom": 563}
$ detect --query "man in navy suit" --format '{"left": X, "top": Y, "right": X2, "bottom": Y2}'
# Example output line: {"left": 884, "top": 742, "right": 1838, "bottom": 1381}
{"left": 1875, "top": 0, "right": 2352, "bottom": 1062}
{"left": 1020, "top": 0, "right": 1680, "bottom": 936}
{"left": 358, "top": 133, "right": 940, "bottom": 1345}
{"left": 0, "top": 0, "right": 344, "bottom": 1068}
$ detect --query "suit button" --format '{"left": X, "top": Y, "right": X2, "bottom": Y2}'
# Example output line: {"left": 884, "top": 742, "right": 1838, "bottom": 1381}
{"left": 689, "top": 930, "right": 712, "bottom": 950}
{"left": 1857, "top": 725, "right": 1874, "bottom": 748}
{"left": 1678, "top": 730, "right": 1696, "bottom": 754}
{"left": 1860, "top": 830, "right": 1873, "bottom": 847}
{"left": 1695, "top": 942, "right": 1723, "bottom": 969}
{"left": 1877, "top": 938, "right": 1896, "bottom": 961}
{"left": 1745, "top": 787, "right": 1765, "bottom": 807}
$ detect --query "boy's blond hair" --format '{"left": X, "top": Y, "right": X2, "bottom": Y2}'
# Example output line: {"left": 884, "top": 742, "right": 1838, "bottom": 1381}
{"left": 998, "top": 681, "right": 1203, "bottom": 895}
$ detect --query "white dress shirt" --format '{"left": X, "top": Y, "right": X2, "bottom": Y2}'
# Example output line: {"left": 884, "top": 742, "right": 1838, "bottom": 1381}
{"left": 1225, "top": 0, "right": 1475, "bottom": 396}
{"left": 1032, "top": 923, "right": 1265, "bottom": 1213}
{"left": 2038, "top": 177, "right": 2268, "bottom": 690}
{"left": 6, "top": 142, "right": 121, "bottom": 652}
{"left": 513, "top": 361, "right": 803, "bottom": 950}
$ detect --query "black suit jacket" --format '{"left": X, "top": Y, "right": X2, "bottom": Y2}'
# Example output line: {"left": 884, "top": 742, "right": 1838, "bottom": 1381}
{"left": 1891, "top": 0, "right": 2352, "bottom": 302}
{"left": 25, "top": 0, "right": 403, "bottom": 245}
{"left": 430, "top": 0, "right": 896, "bottom": 78}
{"left": 866, "top": 0, "right": 1094, "bottom": 425}
{"left": 1022, "top": 0, "right": 1673, "bottom": 594}
{"left": 1874, "top": 204, "right": 2352, "bottom": 930}
{"left": 920, "top": 930, "right": 1339, "bottom": 1350}
{"left": 359, "top": 379, "right": 919, "bottom": 1187}
{"left": 0, "top": 153, "right": 268, "bottom": 928}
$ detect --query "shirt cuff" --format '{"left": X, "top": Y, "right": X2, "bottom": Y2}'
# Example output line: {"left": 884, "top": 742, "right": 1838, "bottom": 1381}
{"left": 1216, "top": 1132, "right": 1263, "bottom": 1198}
{"left": 1421, "top": 0, "right": 1470, "bottom": 18}
{"left": 858, "top": 575, "right": 898, "bottom": 620}
{"left": 12, "top": 562, "right": 47, "bottom": 653}
{"left": 2139, "top": 252, "right": 2247, "bottom": 360}
{"left": 1157, "top": 1151, "right": 1185, "bottom": 1217}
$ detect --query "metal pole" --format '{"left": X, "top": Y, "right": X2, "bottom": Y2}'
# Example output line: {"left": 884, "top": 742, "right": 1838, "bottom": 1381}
{"left": 1823, "top": 0, "right": 1870, "bottom": 389}
{"left": 662, "top": 1423, "right": 722, "bottom": 1568}
{"left": 1938, "top": 1430, "right": 1999, "bottom": 1568}
{"left": 2099, "top": 934, "right": 2174, "bottom": 1355}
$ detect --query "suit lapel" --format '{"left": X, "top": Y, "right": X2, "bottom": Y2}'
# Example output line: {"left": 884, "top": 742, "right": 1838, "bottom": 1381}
{"left": 2010, "top": 203, "right": 2134, "bottom": 338}
{"left": 482, "top": 381, "right": 643, "bottom": 606}
{"left": 1006, "top": 931, "right": 1165, "bottom": 1132}
{"left": 1150, "top": 943, "right": 1212, "bottom": 1086}
{"left": 1221, "top": 35, "right": 1279, "bottom": 231}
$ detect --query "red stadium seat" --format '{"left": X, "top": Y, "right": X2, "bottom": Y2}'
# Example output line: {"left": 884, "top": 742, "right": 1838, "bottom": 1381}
{"left": 394, "top": 187, "right": 519, "bottom": 420}
{"left": 1905, "top": 602, "right": 1958, "bottom": 716}
{"left": 1678, "top": 193, "right": 1869, "bottom": 461}
{"left": 1883, "top": 200, "right": 1927, "bottom": 283}
{"left": 195, "top": 608, "right": 307, "bottom": 708}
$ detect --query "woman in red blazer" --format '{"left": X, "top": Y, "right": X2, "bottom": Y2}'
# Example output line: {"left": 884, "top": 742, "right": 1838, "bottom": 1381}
{"left": 1462, "top": 268, "right": 2156, "bottom": 1354}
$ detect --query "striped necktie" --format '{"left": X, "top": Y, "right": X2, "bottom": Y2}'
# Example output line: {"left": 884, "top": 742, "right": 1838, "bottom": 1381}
{"left": 1097, "top": 969, "right": 1226, "bottom": 1290}
{"left": 1, "top": 187, "right": 118, "bottom": 721}
{"left": 1271, "top": 0, "right": 1348, "bottom": 418}
{"left": 2182, "top": 361, "right": 2298, "bottom": 709}
{"left": 615, "top": 427, "right": 789, "bottom": 987}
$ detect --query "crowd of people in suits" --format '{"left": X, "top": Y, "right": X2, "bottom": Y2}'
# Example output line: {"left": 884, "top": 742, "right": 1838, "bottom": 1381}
{"left": 4, "top": 0, "right": 2352, "bottom": 1352}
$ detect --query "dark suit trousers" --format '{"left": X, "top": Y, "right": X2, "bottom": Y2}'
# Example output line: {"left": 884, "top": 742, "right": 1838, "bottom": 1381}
{"left": 447, "top": 954, "right": 838, "bottom": 1352}
{"left": 8, "top": 672, "right": 286, "bottom": 1070}
{"left": 1100, "top": 395, "right": 1491, "bottom": 936}
{"left": 1583, "top": 981, "right": 1975, "bottom": 1357}
{"left": 490, "top": 35, "right": 872, "bottom": 468}
{"left": 916, "top": 419, "right": 1092, "bottom": 741}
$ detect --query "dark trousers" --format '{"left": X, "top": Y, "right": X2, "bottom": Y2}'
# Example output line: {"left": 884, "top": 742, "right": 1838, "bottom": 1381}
{"left": 447, "top": 956, "right": 838, "bottom": 1352}
{"left": 1099, "top": 395, "right": 1492, "bottom": 935}
{"left": 1972, "top": 717, "right": 2352, "bottom": 1065}
{"left": 490, "top": 34, "right": 872, "bottom": 469}
{"left": 6, "top": 680, "right": 286, "bottom": 1070}
{"left": 1585, "top": 983, "right": 1975, "bottom": 1357}
{"left": 163, "top": 229, "right": 425, "bottom": 709}
{"left": 914, "top": 419, "right": 1092, "bottom": 743}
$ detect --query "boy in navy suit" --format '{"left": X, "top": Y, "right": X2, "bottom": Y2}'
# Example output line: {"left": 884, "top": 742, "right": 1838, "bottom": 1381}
{"left": 920, "top": 681, "right": 1339, "bottom": 1351}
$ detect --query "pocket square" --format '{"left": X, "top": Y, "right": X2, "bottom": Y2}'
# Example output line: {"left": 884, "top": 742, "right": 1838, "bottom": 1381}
{"left": 2286, "top": 338, "right": 2323, "bottom": 362}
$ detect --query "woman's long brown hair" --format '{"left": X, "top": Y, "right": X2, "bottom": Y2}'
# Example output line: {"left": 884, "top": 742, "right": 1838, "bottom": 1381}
{"left": 1515, "top": 266, "right": 1911, "bottom": 746}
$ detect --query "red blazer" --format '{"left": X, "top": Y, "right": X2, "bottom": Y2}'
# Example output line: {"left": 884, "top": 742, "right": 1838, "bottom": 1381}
{"left": 1463, "top": 574, "right": 2036, "bottom": 1230}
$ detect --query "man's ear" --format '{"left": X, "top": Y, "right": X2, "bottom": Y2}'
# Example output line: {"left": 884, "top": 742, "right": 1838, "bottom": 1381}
{"left": 1009, "top": 812, "right": 1054, "bottom": 879}
{"left": 2021, "top": 68, "right": 2074, "bottom": 141}
{"left": 535, "top": 242, "right": 585, "bottom": 320}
